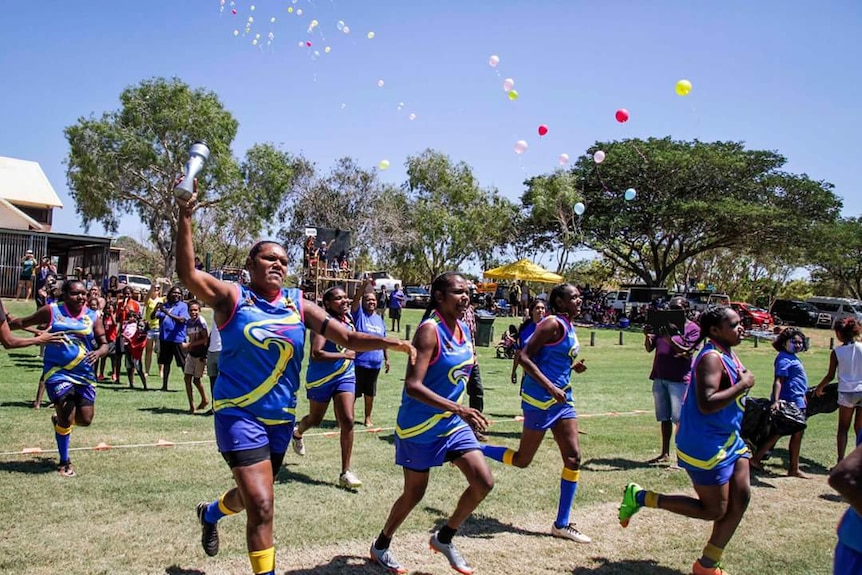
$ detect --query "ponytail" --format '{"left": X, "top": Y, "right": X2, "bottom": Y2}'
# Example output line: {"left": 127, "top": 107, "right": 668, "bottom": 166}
{"left": 422, "top": 272, "right": 462, "bottom": 322}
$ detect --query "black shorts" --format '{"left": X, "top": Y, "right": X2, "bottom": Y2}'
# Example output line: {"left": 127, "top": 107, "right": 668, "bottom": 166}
{"left": 355, "top": 366, "right": 381, "bottom": 397}
{"left": 389, "top": 307, "right": 402, "bottom": 320}
{"left": 158, "top": 340, "right": 187, "bottom": 368}
{"left": 19, "top": 274, "right": 32, "bottom": 282}
{"left": 221, "top": 445, "right": 286, "bottom": 478}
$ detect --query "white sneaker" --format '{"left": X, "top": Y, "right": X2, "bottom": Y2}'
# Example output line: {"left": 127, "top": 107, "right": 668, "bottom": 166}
{"left": 292, "top": 433, "right": 306, "bottom": 456}
{"left": 551, "top": 522, "right": 591, "bottom": 543}
{"left": 339, "top": 470, "right": 363, "bottom": 488}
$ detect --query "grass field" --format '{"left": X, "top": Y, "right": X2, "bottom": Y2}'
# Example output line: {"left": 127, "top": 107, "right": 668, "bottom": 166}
{"left": 0, "top": 302, "right": 846, "bottom": 574}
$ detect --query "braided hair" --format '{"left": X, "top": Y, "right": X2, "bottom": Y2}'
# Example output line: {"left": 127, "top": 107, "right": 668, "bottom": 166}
{"left": 695, "top": 306, "right": 736, "bottom": 346}
{"left": 422, "top": 272, "right": 463, "bottom": 321}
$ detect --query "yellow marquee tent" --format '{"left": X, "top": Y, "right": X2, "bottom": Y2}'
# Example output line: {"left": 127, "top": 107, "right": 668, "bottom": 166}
{"left": 483, "top": 259, "right": 563, "bottom": 283}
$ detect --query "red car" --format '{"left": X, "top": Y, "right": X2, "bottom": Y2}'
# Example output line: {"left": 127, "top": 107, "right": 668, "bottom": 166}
{"left": 730, "top": 302, "right": 773, "bottom": 328}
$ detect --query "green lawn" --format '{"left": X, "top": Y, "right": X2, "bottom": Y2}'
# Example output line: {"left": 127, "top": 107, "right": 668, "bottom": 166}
{"left": 0, "top": 302, "right": 845, "bottom": 574}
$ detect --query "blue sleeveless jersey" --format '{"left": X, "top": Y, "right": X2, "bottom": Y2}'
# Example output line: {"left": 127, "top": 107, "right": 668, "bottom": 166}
{"left": 43, "top": 303, "right": 98, "bottom": 386}
{"left": 213, "top": 285, "right": 306, "bottom": 424}
{"left": 676, "top": 340, "right": 749, "bottom": 471}
{"left": 396, "top": 311, "right": 474, "bottom": 443}
{"left": 837, "top": 431, "right": 862, "bottom": 554}
{"left": 520, "top": 315, "right": 579, "bottom": 411}
{"left": 305, "top": 315, "right": 356, "bottom": 389}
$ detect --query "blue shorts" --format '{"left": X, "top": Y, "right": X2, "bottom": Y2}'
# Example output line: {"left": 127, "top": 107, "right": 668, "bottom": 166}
{"left": 395, "top": 424, "right": 480, "bottom": 471}
{"left": 522, "top": 403, "right": 577, "bottom": 431}
{"left": 652, "top": 378, "right": 687, "bottom": 423}
{"left": 835, "top": 541, "right": 862, "bottom": 575}
{"left": 213, "top": 411, "right": 294, "bottom": 456}
{"left": 306, "top": 377, "right": 355, "bottom": 403}
{"left": 684, "top": 455, "right": 749, "bottom": 486}
{"left": 45, "top": 379, "right": 96, "bottom": 406}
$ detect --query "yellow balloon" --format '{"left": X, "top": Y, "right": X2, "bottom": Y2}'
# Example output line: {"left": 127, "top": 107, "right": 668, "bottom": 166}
{"left": 288, "top": 6, "right": 293, "bottom": 12}
{"left": 675, "top": 79, "right": 692, "bottom": 96}
{"left": 507, "top": 90, "right": 519, "bottom": 101}
{"left": 378, "top": 160, "right": 390, "bottom": 170}
{"left": 367, "top": 31, "right": 375, "bottom": 39}
{"left": 324, "top": 46, "right": 331, "bottom": 53}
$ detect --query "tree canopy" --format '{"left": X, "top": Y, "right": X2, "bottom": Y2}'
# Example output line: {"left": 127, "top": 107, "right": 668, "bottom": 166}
{"left": 521, "top": 137, "right": 843, "bottom": 286}
{"left": 65, "top": 77, "right": 302, "bottom": 276}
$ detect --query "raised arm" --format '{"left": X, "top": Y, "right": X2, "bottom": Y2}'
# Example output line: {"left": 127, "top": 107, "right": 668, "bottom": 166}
{"left": 351, "top": 278, "right": 372, "bottom": 314}
{"left": 175, "top": 181, "right": 237, "bottom": 317}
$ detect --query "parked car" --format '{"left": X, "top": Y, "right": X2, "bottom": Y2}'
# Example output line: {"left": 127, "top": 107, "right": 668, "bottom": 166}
{"left": 729, "top": 302, "right": 773, "bottom": 329}
{"left": 806, "top": 296, "right": 862, "bottom": 325}
{"left": 359, "top": 271, "right": 402, "bottom": 294}
{"left": 684, "top": 291, "right": 730, "bottom": 312}
{"left": 768, "top": 299, "right": 820, "bottom": 327}
{"left": 210, "top": 268, "right": 242, "bottom": 283}
{"left": 404, "top": 285, "right": 431, "bottom": 308}
{"left": 117, "top": 273, "right": 152, "bottom": 300}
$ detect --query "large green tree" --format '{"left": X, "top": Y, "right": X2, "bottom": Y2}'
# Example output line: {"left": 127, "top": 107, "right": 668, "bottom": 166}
{"left": 399, "top": 150, "right": 518, "bottom": 282}
{"left": 521, "top": 137, "right": 843, "bottom": 286}
{"left": 807, "top": 217, "right": 862, "bottom": 299}
{"left": 65, "top": 77, "right": 302, "bottom": 276}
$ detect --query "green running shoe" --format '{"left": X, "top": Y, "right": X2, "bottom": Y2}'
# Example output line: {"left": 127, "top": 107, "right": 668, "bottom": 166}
{"left": 618, "top": 482, "right": 643, "bottom": 527}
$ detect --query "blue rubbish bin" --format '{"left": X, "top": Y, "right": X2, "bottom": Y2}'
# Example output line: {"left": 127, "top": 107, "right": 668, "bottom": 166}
{"left": 619, "top": 318, "right": 631, "bottom": 329}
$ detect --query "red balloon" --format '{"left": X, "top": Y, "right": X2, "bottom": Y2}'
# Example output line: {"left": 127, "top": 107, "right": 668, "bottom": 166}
{"left": 306, "top": 41, "right": 312, "bottom": 47}
{"left": 615, "top": 109, "right": 629, "bottom": 123}
{"left": 231, "top": 8, "right": 237, "bottom": 14}
{"left": 538, "top": 124, "right": 549, "bottom": 137}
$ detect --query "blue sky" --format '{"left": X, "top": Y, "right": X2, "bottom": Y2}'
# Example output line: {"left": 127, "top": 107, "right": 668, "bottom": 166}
{"left": 2, "top": 1, "right": 860, "bottom": 266}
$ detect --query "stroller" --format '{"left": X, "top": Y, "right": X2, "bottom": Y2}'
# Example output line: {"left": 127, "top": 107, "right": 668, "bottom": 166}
{"left": 495, "top": 325, "right": 519, "bottom": 359}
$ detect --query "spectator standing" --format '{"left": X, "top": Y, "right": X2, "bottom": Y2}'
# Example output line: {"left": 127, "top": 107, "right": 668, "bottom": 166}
{"left": 207, "top": 324, "right": 222, "bottom": 399}
{"left": 156, "top": 286, "right": 190, "bottom": 392}
{"left": 318, "top": 241, "right": 329, "bottom": 269}
{"left": 17, "top": 250, "right": 36, "bottom": 300}
{"left": 460, "top": 299, "right": 486, "bottom": 441}
{"left": 114, "top": 286, "right": 141, "bottom": 382}
{"left": 388, "top": 283, "right": 406, "bottom": 332}
{"left": 183, "top": 300, "right": 209, "bottom": 414}
{"left": 520, "top": 282, "right": 531, "bottom": 313}
{"left": 143, "top": 284, "right": 164, "bottom": 378}
{"left": 509, "top": 282, "right": 522, "bottom": 318}
{"left": 510, "top": 299, "right": 547, "bottom": 384}
{"left": 34, "top": 256, "right": 57, "bottom": 307}
{"left": 351, "top": 279, "right": 390, "bottom": 427}
{"left": 99, "top": 302, "right": 118, "bottom": 381}
{"left": 84, "top": 272, "right": 96, "bottom": 291}
{"left": 377, "top": 286, "right": 388, "bottom": 318}
{"left": 194, "top": 256, "right": 204, "bottom": 271}
{"left": 121, "top": 313, "right": 148, "bottom": 389}
{"left": 643, "top": 296, "right": 700, "bottom": 464}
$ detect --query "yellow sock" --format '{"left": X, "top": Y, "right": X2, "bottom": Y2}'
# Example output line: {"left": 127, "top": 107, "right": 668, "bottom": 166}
{"left": 561, "top": 468, "right": 580, "bottom": 482}
{"left": 644, "top": 491, "right": 660, "bottom": 508}
{"left": 218, "top": 491, "right": 239, "bottom": 516}
{"left": 54, "top": 423, "right": 72, "bottom": 435}
{"left": 702, "top": 542, "right": 724, "bottom": 564}
{"left": 249, "top": 547, "right": 275, "bottom": 574}
{"left": 502, "top": 448, "right": 515, "bottom": 466}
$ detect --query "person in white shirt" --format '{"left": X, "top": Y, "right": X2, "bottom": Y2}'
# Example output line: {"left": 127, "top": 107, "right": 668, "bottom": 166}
{"left": 207, "top": 324, "right": 222, "bottom": 398}
{"left": 816, "top": 318, "right": 862, "bottom": 465}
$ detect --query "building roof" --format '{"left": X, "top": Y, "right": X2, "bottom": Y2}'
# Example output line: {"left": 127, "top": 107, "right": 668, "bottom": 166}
{"left": 0, "top": 197, "right": 43, "bottom": 230}
{"left": 0, "top": 156, "right": 63, "bottom": 208}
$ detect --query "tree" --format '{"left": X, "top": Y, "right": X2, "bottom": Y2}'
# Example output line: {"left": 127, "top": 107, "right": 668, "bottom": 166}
{"left": 399, "top": 149, "right": 518, "bottom": 282}
{"left": 521, "top": 138, "right": 843, "bottom": 286}
{"left": 807, "top": 217, "right": 862, "bottom": 299}
{"left": 114, "top": 236, "right": 162, "bottom": 276}
{"left": 65, "top": 77, "right": 302, "bottom": 276}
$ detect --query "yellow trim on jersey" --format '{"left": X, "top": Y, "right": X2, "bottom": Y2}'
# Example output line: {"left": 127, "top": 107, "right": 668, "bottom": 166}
{"left": 255, "top": 411, "right": 296, "bottom": 425}
{"left": 520, "top": 384, "right": 573, "bottom": 410}
{"left": 212, "top": 318, "right": 296, "bottom": 412}
{"left": 677, "top": 433, "right": 748, "bottom": 470}
{"left": 305, "top": 360, "right": 351, "bottom": 389}
{"left": 44, "top": 342, "right": 88, "bottom": 383}
{"left": 447, "top": 358, "right": 474, "bottom": 386}
{"left": 396, "top": 411, "right": 454, "bottom": 439}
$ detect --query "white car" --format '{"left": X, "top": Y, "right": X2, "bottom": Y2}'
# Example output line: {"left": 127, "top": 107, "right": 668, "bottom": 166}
{"left": 118, "top": 273, "right": 152, "bottom": 300}
{"left": 360, "top": 271, "right": 403, "bottom": 294}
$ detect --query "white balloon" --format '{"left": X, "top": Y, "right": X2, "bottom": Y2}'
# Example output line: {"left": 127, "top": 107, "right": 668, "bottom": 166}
{"left": 502, "top": 78, "right": 515, "bottom": 92}
{"left": 408, "top": 113, "right": 416, "bottom": 121}
{"left": 377, "top": 79, "right": 385, "bottom": 88}
{"left": 574, "top": 202, "right": 586, "bottom": 216}
{"left": 593, "top": 150, "right": 606, "bottom": 164}
{"left": 558, "top": 153, "right": 570, "bottom": 166}
{"left": 514, "top": 140, "right": 528, "bottom": 155}
{"left": 489, "top": 54, "right": 500, "bottom": 68}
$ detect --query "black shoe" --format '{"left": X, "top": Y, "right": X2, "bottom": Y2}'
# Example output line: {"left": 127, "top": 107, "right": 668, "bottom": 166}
{"left": 196, "top": 502, "right": 219, "bottom": 556}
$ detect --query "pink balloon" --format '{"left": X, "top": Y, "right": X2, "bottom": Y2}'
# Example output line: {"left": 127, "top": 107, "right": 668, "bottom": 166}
{"left": 615, "top": 108, "right": 630, "bottom": 123}
{"left": 502, "top": 78, "right": 515, "bottom": 92}
{"left": 514, "top": 140, "right": 528, "bottom": 155}
{"left": 538, "top": 124, "right": 548, "bottom": 137}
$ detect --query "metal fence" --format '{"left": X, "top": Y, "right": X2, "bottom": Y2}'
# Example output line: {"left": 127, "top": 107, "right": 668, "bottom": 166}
{"left": 0, "top": 231, "right": 47, "bottom": 298}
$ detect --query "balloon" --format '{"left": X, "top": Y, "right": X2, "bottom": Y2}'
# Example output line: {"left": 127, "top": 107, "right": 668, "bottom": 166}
{"left": 489, "top": 54, "right": 500, "bottom": 68}
{"left": 615, "top": 108, "right": 629, "bottom": 123}
{"left": 624, "top": 188, "right": 637, "bottom": 201}
{"left": 250, "top": 4, "right": 255, "bottom": 10}
{"left": 507, "top": 90, "right": 519, "bottom": 101}
{"left": 296, "top": 8, "right": 303, "bottom": 15}
{"left": 324, "top": 46, "right": 331, "bottom": 53}
{"left": 378, "top": 160, "right": 390, "bottom": 170}
{"left": 514, "top": 140, "right": 528, "bottom": 155}
{"left": 593, "top": 150, "right": 606, "bottom": 164}
{"left": 233, "top": 29, "right": 239, "bottom": 36}
{"left": 297, "top": 41, "right": 304, "bottom": 47}
{"left": 377, "top": 79, "right": 385, "bottom": 88}
{"left": 574, "top": 202, "right": 585, "bottom": 216}
{"left": 367, "top": 31, "right": 375, "bottom": 39}
{"left": 538, "top": 124, "right": 548, "bottom": 137}
{"left": 337, "top": 20, "right": 344, "bottom": 30}
{"left": 306, "top": 41, "right": 312, "bottom": 47}
{"left": 408, "top": 113, "right": 416, "bottom": 121}
{"left": 502, "top": 78, "right": 515, "bottom": 92}
{"left": 270, "top": 17, "right": 276, "bottom": 23}
{"left": 675, "top": 79, "right": 692, "bottom": 96}
{"left": 231, "top": 8, "right": 237, "bottom": 14}
{"left": 558, "top": 153, "right": 570, "bottom": 166}
{"left": 288, "top": 7, "right": 293, "bottom": 13}
{"left": 342, "top": 25, "right": 350, "bottom": 34}
{"left": 248, "top": 16, "right": 253, "bottom": 22}
{"left": 310, "top": 19, "right": 319, "bottom": 28}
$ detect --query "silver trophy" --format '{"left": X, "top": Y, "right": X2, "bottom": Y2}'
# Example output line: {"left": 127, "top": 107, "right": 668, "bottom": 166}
{"left": 174, "top": 141, "right": 210, "bottom": 200}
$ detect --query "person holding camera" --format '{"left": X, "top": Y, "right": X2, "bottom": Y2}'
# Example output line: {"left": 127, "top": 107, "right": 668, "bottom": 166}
{"left": 643, "top": 296, "right": 700, "bottom": 465}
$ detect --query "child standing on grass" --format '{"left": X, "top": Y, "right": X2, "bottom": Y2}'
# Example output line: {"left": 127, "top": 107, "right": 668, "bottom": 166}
{"left": 122, "top": 313, "right": 148, "bottom": 389}
{"left": 183, "top": 300, "right": 209, "bottom": 414}
{"left": 815, "top": 318, "right": 862, "bottom": 466}
{"left": 750, "top": 327, "right": 810, "bottom": 477}
{"left": 619, "top": 306, "right": 754, "bottom": 575}
{"left": 99, "top": 302, "right": 118, "bottom": 381}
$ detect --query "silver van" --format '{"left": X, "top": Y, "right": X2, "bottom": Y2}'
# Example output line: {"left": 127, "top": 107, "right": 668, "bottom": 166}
{"left": 806, "top": 297, "right": 862, "bottom": 325}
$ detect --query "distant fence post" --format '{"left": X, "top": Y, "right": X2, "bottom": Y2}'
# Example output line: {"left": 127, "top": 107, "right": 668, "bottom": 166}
{"left": 618, "top": 331, "right": 624, "bottom": 346}
{"left": 753, "top": 336, "right": 758, "bottom": 348}
{"left": 830, "top": 337, "right": 834, "bottom": 350}
{"left": 406, "top": 325, "right": 412, "bottom": 341}
{"left": 590, "top": 331, "right": 596, "bottom": 347}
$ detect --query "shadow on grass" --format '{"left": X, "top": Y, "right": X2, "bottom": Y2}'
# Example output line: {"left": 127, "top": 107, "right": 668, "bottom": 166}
{"left": 819, "top": 492, "right": 845, "bottom": 504}
{"left": 571, "top": 557, "right": 687, "bottom": 574}
{"left": 0, "top": 457, "right": 57, "bottom": 475}
{"left": 165, "top": 566, "right": 205, "bottom": 575}
{"left": 0, "top": 400, "right": 42, "bottom": 410}
{"left": 139, "top": 406, "right": 195, "bottom": 416}
{"left": 282, "top": 554, "right": 433, "bottom": 575}
{"left": 425, "top": 511, "right": 548, "bottom": 539}
{"left": 276, "top": 468, "right": 343, "bottom": 490}
{"left": 580, "top": 457, "right": 659, "bottom": 471}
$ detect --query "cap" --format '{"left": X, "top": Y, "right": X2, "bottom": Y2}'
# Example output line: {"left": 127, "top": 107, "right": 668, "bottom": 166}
{"left": 26, "top": 249, "right": 33, "bottom": 254}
